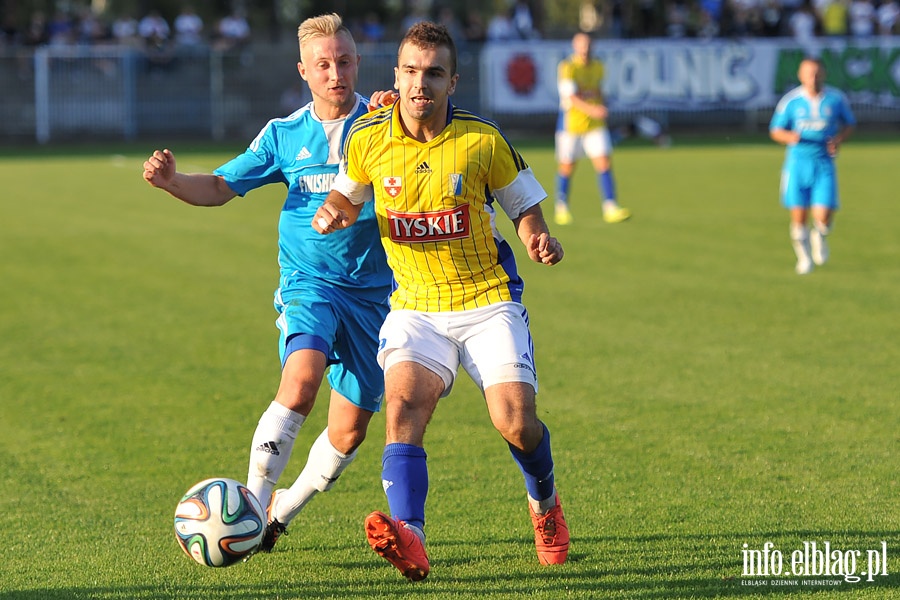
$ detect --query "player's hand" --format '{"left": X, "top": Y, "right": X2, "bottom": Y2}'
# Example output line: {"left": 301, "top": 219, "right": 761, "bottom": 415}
{"left": 528, "top": 233, "right": 564, "bottom": 265}
{"left": 143, "top": 149, "right": 176, "bottom": 188}
{"left": 367, "top": 90, "right": 398, "bottom": 111}
{"left": 591, "top": 104, "right": 609, "bottom": 121}
{"left": 826, "top": 138, "right": 840, "bottom": 157}
{"left": 312, "top": 203, "right": 350, "bottom": 234}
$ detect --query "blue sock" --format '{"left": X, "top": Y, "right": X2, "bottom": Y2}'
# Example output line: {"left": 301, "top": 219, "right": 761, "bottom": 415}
{"left": 556, "top": 174, "right": 570, "bottom": 205}
{"left": 382, "top": 443, "right": 428, "bottom": 531}
{"left": 599, "top": 170, "right": 616, "bottom": 202}
{"left": 508, "top": 423, "right": 555, "bottom": 502}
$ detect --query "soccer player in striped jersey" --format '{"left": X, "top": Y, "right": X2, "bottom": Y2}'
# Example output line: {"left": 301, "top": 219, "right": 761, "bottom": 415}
{"left": 770, "top": 57, "right": 855, "bottom": 275}
{"left": 142, "top": 14, "right": 393, "bottom": 553}
{"left": 314, "top": 21, "right": 569, "bottom": 581}
{"left": 554, "top": 31, "right": 630, "bottom": 225}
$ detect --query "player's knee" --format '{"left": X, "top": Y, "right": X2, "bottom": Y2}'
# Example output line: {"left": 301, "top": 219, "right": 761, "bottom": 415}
{"left": 328, "top": 426, "right": 367, "bottom": 455}
{"left": 496, "top": 417, "right": 543, "bottom": 452}
{"left": 274, "top": 377, "right": 320, "bottom": 414}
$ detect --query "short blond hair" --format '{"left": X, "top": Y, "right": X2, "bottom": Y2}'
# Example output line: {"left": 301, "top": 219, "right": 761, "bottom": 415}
{"left": 297, "top": 13, "right": 354, "bottom": 58}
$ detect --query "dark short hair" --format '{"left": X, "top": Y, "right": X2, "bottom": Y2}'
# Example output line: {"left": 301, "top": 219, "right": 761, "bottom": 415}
{"left": 399, "top": 21, "right": 457, "bottom": 75}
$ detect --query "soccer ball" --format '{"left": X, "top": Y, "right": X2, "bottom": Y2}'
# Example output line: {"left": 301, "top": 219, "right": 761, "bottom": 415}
{"left": 173, "top": 478, "right": 265, "bottom": 567}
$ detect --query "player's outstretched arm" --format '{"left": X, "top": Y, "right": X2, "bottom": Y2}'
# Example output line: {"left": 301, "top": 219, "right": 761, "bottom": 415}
{"left": 313, "top": 190, "right": 362, "bottom": 234}
{"left": 142, "top": 148, "right": 236, "bottom": 207}
{"left": 513, "top": 204, "right": 564, "bottom": 266}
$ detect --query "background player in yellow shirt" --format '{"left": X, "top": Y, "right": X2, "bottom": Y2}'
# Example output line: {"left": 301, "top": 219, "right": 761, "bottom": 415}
{"left": 555, "top": 31, "right": 631, "bottom": 225}
{"left": 313, "top": 21, "right": 569, "bottom": 582}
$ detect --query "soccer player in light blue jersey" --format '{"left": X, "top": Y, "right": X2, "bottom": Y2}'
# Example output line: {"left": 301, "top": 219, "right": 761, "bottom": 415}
{"left": 770, "top": 57, "right": 855, "bottom": 275}
{"left": 142, "top": 14, "right": 394, "bottom": 553}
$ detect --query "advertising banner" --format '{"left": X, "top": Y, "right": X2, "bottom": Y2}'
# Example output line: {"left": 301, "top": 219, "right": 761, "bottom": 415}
{"left": 480, "top": 37, "right": 900, "bottom": 115}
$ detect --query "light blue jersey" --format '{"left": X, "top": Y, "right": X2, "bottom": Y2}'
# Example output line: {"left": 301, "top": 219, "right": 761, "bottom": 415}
{"left": 215, "top": 94, "right": 391, "bottom": 303}
{"left": 770, "top": 85, "right": 856, "bottom": 209}
{"left": 214, "top": 94, "right": 391, "bottom": 410}
{"left": 770, "top": 85, "right": 856, "bottom": 160}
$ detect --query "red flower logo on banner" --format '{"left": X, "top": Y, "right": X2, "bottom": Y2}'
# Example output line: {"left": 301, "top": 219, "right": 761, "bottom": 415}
{"left": 506, "top": 53, "right": 537, "bottom": 95}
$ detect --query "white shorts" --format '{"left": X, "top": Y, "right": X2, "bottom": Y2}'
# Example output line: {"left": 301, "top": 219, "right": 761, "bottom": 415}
{"left": 555, "top": 128, "right": 612, "bottom": 163}
{"left": 377, "top": 302, "right": 538, "bottom": 397}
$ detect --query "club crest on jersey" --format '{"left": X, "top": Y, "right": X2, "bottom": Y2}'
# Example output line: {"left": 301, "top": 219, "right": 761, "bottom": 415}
{"left": 448, "top": 173, "right": 463, "bottom": 196}
{"left": 383, "top": 176, "right": 402, "bottom": 198}
{"left": 386, "top": 204, "right": 471, "bottom": 243}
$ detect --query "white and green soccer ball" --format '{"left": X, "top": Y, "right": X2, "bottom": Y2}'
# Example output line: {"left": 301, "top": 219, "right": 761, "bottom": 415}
{"left": 174, "top": 478, "right": 265, "bottom": 567}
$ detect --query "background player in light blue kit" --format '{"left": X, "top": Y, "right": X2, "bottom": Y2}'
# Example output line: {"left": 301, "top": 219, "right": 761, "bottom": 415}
{"left": 769, "top": 57, "right": 855, "bottom": 275}
{"left": 142, "top": 13, "right": 392, "bottom": 553}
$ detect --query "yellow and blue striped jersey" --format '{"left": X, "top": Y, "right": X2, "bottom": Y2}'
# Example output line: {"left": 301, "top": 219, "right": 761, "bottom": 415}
{"left": 337, "top": 103, "right": 547, "bottom": 312}
{"left": 557, "top": 55, "right": 606, "bottom": 134}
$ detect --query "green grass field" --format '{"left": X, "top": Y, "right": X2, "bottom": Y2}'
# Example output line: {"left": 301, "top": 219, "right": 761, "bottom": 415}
{"left": 1, "top": 136, "right": 898, "bottom": 599}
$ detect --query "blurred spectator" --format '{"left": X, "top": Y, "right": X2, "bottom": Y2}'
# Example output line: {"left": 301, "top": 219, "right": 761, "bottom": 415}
{"left": 511, "top": 0, "right": 540, "bottom": 38}
{"left": 402, "top": 1, "right": 430, "bottom": 32}
{"left": 23, "top": 11, "right": 48, "bottom": 47}
{"left": 700, "top": 0, "right": 725, "bottom": 22}
{"left": 788, "top": 1, "right": 819, "bottom": 41}
{"left": 464, "top": 11, "right": 487, "bottom": 43}
{"left": 214, "top": 8, "right": 251, "bottom": 52}
{"left": 77, "top": 8, "right": 110, "bottom": 45}
{"left": 487, "top": 2, "right": 517, "bottom": 40}
{"left": 578, "top": 1, "right": 602, "bottom": 33}
{"left": 696, "top": 6, "right": 723, "bottom": 36}
{"left": 759, "top": 0, "right": 784, "bottom": 35}
{"left": 665, "top": 0, "right": 692, "bottom": 37}
{"left": 111, "top": 13, "right": 140, "bottom": 47}
{"left": 139, "top": 10, "right": 174, "bottom": 70}
{"left": 726, "top": 0, "right": 762, "bottom": 37}
{"left": 359, "top": 11, "right": 385, "bottom": 43}
{"left": 1, "top": 13, "right": 19, "bottom": 47}
{"left": 437, "top": 6, "right": 465, "bottom": 43}
{"left": 848, "top": 0, "right": 876, "bottom": 36}
{"left": 138, "top": 10, "right": 170, "bottom": 46}
{"left": 636, "top": 0, "right": 664, "bottom": 36}
{"left": 820, "top": 0, "right": 849, "bottom": 36}
{"left": 47, "top": 10, "right": 76, "bottom": 45}
{"left": 174, "top": 5, "right": 205, "bottom": 49}
{"left": 877, "top": 0, "right": 900, "bottom": 34}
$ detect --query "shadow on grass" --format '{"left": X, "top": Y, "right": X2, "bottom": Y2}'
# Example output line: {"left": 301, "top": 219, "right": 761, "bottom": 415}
{"left": 3, "top": 531, "right": 897, "bottom": 599}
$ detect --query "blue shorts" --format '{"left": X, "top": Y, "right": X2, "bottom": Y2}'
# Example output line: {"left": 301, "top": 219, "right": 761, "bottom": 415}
{"left": 780, "top": 156, "right": 839, "bottom": 210}
{"left": 274, "top": 279, "right": 388, "bottom": 412}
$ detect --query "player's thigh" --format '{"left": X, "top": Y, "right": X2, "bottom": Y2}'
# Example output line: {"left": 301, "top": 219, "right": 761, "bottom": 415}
{"left": 458, "top": 302, "right": 538, "bottom": 393}
{"left": 555, "top": 131, "right": 584, "bottom": 164}
{"left": 378, "top": 309, "right": 460, "bottom": 397}
{"left": 780, "top": 162, "right": 812, "bottom": 210}
{"left": 327, "top": 294, "right": 389, "bottom": 413}
{"left": 275, "top": 281, "right": 339, "bottom": 363}
{"left": 583, "top": 127, "right": 612, "bottom": 162}
{"left": 810, "top": 161, "right": 839, "bottom": 211}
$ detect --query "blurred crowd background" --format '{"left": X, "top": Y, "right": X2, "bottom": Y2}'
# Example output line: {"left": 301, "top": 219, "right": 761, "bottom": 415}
{"left": 2, "top": 1, "right": 898, "bottom": 144}
{"left": 2, "top": 0, "right": 898, "bottom": 52}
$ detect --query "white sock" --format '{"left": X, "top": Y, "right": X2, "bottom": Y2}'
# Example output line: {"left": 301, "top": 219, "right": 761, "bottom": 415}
{"left": 812, "top": 220, "right": 831, "bottom": 236}
{"left": 273, "top": 427, "right": 357, "bottom": 526}
{"left": 602, "top": 200, "right": 619, "bottom": 212}
{"left": 528, "top": 491, "right": 558, "bottom": 515}
{"left": 790, "top": 223, "right": 811, "bottom": 264}
{"left": 246, "top": 401, "right": 305, "bottom": 512}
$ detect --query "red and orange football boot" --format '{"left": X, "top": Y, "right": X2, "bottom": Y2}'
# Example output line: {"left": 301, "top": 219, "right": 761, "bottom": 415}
{"left": 364, "top": 511, "right": 430, "bottom": 581}
{"left": 530, "top": 493, "right": 569, "bottom": 565}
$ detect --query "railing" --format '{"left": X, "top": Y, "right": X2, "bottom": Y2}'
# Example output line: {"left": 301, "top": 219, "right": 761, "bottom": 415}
{"left": 2, "top": 37, "right": 898, "bottom": 144}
